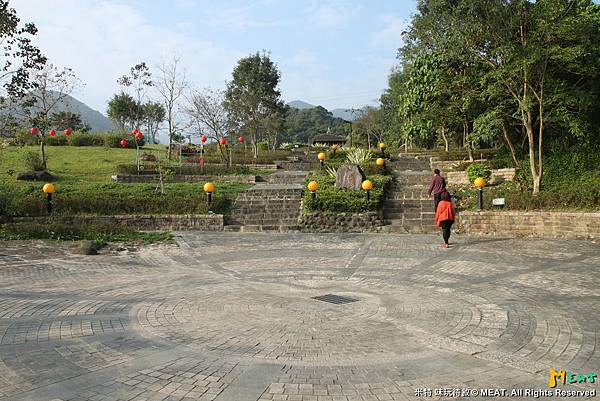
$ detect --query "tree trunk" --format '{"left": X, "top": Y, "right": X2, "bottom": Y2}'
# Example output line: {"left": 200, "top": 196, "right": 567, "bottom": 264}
{"left": 440, "top": 127, "right": 448, "bottom": 152}
{"left": 501, "top": 122, "right": 520, "bottom": 167}
{"left": 524, "top": 111, "right": 541, "bottom": 195}
{"left": 39, "top": 138, "right": 47, "bottom": 170}
{"left": 463, "top": 118, "right": 473, "bottom": 162}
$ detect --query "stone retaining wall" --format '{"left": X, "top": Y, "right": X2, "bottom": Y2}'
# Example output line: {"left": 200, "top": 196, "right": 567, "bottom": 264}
{"left": 458, "top": 211, "right": 600, "bottom": 239}
{"left": 298, "top": 211, "right": 383, "bottom": 233}
{"left": 446, "top": 168, "right": 515, "bottom": 185}
{"left": 8, "top": 214, "right": 224, "bottom": 231}
{"left": 111, "top": 175, "right": 256, "bottom": 184}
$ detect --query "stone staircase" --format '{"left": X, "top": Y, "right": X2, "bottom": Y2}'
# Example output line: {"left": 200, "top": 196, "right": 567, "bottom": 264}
{"left": 382, "top": 156, "right": 439, "bottom": 233}
{"left": 224, "top": 180, "right": 305, "bottom": 232}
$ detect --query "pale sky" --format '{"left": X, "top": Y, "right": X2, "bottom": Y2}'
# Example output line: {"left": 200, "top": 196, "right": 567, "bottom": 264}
{"left": 11, "top": 0, "right": 415, "bottom": 115}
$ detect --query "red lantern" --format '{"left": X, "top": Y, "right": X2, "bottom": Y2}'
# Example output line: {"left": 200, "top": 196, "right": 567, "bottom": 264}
{"left": 219, "top": 138, "right": 227, "bottom": 146}
{"left": 238, "top": 135, "right": 245, "bottom": 143}
{"left": 30, "top": 127, "right": 39, "bottom": 135}
{"left": 201, "top": 135, "right": 207, "bottom": 143}
{"left": 200, "top": 158, "right": 205, "bottom": 167}
{"left": 131, "top": 128, "right": 138, "bottom": 135}
{"left": 49, "top": 129, "right": 56, "bottom": 137}
{"left": 120, "top": 139, "right": 128, "bottom": 147}
{"left": 135, "top": 132, "right": 143, "bottom": 140}
{"left": 64, "top": 128, "right": 72, "bottom": 136}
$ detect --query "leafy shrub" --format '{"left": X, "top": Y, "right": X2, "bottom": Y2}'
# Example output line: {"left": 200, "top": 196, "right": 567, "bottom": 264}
{"left": 103, "top": 133, "right": 145, "bottom": 148}
{"left": 466, "top": 162, "right": 492, "bottom": 183}
{"left": 14, "top": 129, "right": 39, "bottom": 146}
{"left": 303, "top": 174, "right": 392, "bottom": 213}
{"left": 257, "top": 141, "right": 269, "bottom": 151}
{"left": 67, "top": 132, "right": 106, "bottom": 147}
{"left": 24, "top": 151, "right": 45, "bottom": 171}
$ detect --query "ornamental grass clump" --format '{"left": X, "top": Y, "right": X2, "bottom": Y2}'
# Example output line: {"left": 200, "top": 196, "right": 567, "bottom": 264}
{"left": 346, "top": 148, "right": 372, "bottom": 166}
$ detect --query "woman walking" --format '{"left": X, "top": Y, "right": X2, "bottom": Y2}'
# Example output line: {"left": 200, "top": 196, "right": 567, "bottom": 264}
{"left": 435, "top": 191, "right": 455, "bottom": 248}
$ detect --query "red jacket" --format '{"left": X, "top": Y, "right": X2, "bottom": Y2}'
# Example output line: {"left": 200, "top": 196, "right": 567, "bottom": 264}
{"left": 435, "top": 200, "right": 456, "bottom": 226}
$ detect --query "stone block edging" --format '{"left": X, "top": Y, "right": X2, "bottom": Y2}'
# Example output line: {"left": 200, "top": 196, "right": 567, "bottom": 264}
{"left": 446, "top": 168, "right": 515, "bottom": 185}
{"left": 298, "top": 211, "right": 383, "bottom": 233}
{"left": 111, "top": 175, "right": 256, "bottom": 184}
{"left": 6, "top": 214, "right": 224, "bottom": 231}
{"left": 458, "top": 211, "right": 600, "bottom": 240}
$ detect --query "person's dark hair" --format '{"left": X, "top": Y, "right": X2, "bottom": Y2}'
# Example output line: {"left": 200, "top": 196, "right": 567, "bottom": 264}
{"left": 440, "top": 191, "right": 451, "bottom": 202}
{"left": 434, "top": 168, "right": 440, "bottom": 175}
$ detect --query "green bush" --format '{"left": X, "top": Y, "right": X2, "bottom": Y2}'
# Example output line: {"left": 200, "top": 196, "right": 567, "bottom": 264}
{"left": 24, "top": 151, "right": 45, "bottom": 171}
{"left": 303, "top": 174, "right": 392, "bottom": 213}
{"left": 102, "top": 133, "right": 145, "bottom": 148}
{"left": 67, "top": 133, "right": 106, "bottom": 147}
{"left": 466, "top": 162, "right": 492, "bottom": 183}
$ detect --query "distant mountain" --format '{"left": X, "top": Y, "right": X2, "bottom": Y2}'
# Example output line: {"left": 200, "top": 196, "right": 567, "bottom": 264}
{"left": 330, "top": 108, "right": 359, "bottom": 121}
{"left": 286, "top": 100, "right": 360, "bottom": 121}
{"left": 60, "top": 94, "right": 114, "bottom": 132}
{"left": 287, "top": 100, "right": 316, "bottom": 110}
{"left": 0, "top": 91, "right": 114, "bottom": 133}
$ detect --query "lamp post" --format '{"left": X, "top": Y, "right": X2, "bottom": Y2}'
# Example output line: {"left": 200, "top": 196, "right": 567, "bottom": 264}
{"left": 376, "top": 157, "right": 385, "bottom": 167}
{"left": 307, "top": 181, "right": 319, "bottom": 200}
{"left": 378, "top": 142, "right": 386, "bottom": 158}
{"left": 318, "top": 152, "right": 326, "bottom": 169}
{"left": 474, "top": 177, "right": 486, "bottom": 210}
{"left": 42, "top": 183, "right": 55, "bottom": 214}
{"left": 238, "top": 135, "right": 246, "bottom": 166}
{"left": 362, "top": 179, "right": 373, "bottom": 210}
{"left": 203, "top": 182, "right": 215, "bottom": 205}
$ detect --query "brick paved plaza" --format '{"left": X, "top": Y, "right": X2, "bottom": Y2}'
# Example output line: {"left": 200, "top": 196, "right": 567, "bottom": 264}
{"left": 0, "top": 233, "right": 598, "bottom": 401}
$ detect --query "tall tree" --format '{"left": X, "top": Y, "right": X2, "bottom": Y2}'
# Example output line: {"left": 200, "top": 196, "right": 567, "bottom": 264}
{"left": 143, "top": 101, "right": 165, "bottom": 144}
{"left": 155, "top": 56, "right": 187, "bottom": 159}
{"left": 49, "top": 111, "right": 90, "bottom": 132}
{"left": 184, "top": 87, "right": 230, "bottom": 163}
{"left": 117, "top": 62, "right": 152, "bottom": 130}
{"left": 224, "top": 51, "right": 286, "bottom": 158}
{"left": 0, "top": 1, "right": 46, "bottom": 99}
{"left": 107, "top": 92, "right": 138, "bottom": 133}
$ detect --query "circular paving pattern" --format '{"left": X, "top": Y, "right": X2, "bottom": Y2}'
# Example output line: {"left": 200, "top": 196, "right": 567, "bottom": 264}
{"left": 0, "top": 233, "right": 598, "bottom": 401}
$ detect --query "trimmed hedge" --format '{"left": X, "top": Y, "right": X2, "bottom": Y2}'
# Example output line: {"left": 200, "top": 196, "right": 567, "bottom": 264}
{"left": 0, "top": 182, "right": 249, "bottom": 217}
{"left": 303, "top": 174, "right": 392, "bottom": 213}
{"left": 115, "top": 163, "right": 262, "bottom": 176}
{"left": 13, "top": 130, "right": 145, "bottom": 148}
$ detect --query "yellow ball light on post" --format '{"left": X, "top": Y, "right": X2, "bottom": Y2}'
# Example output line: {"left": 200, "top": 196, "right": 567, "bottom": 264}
{"left": 203, "top": 182, "right": 215, "bottom": 205}
{"left": 361, "top": 180, "right": 373, "bottom": 191}
{"left": 42, "top": 183, "right": 55, "bottom": 194}
{"left": 307, "top": 181, "right": 319, "bottom": 192}
{"left": 473, "top": 177, "right": 486, "bottom": 189}
{"left": 42, "top": 183, "right": 55, "bottom": 214}
{"left": 317, "top": 152, "right": 326, "bottom": 161}
{"left": 376, "top": 157, "right": 385, "bottom": 166}
{"left": 307, "top": 181, "right": 319, "bottom": 199}
{"left": 203, "top": 182, "right": 215, "bottom": 193}
{"left": 378, "top": 142, "right": 386, "bottom": 150}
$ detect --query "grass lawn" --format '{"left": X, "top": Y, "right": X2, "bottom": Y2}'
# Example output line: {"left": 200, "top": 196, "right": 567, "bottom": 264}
{"left": 0, "top": 145, "right": 252, "bottom": 217}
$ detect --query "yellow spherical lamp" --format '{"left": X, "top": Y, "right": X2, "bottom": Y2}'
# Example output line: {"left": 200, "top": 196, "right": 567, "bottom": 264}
{"left": 376, "top": 157, "right": 385, "bottom": 166}
{"left": 42, "top": 183, "right": 55, "bottom": 214}
{"left": 307, "top": 181, "right": 319, "bottom": 192}
{"left": 203, "top": 182, "right": 215, "bottom": 193}
{"left": 203, "top": 182, "right": 215, "bottom": 205}
{"left": 378, "top": 142, "right": 386, "bottom": 150}
{"left": 42, "top": 183, "right": 55, "bottom": 194}
{"left": 473, "top": 177, "right": 486, "bottom": 189}
{"left": 307, "top": 181, "right": 319, "bottom": 199}
{"left": 361, "top": 180, "right": 373, "bottom": 191}
{"left": 317, "top": 152, "right": 326, "bottom": 161}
